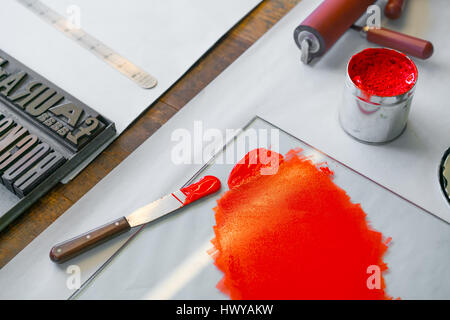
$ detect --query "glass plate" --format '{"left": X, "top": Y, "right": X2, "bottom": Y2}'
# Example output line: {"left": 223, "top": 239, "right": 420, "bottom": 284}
{"left": 72, "top": 116, "right": 450, "bottom": 299}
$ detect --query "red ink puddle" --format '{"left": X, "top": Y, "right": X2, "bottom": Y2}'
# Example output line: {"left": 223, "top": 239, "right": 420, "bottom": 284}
{"left": 211, "top": 148, "right": 392, "bottom": 300}
{"left": 227, "top": 148, "right": 284, "bottom": 189}
{"left": 349, "top": 48, "right": 417, "bottom": 97}
{"left": 181, "top": 175, "right": 221, "bottom": 205}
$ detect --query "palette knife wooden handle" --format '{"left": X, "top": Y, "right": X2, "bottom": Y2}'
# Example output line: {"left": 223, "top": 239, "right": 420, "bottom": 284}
{"left": 49, "top": 217, "right": 131, "bottom": 264}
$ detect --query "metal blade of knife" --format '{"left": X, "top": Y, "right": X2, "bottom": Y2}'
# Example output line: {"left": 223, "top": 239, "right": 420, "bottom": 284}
{"left": 126, "top": 190, "right": 186, "bottom": 227}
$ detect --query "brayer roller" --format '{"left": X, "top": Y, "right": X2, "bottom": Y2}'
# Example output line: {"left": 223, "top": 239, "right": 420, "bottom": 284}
{"left": 294, "top": 0, "right": 434, "bottom": 63}
{"left": 294, "top": 0, "right": 376, "bottom": 64}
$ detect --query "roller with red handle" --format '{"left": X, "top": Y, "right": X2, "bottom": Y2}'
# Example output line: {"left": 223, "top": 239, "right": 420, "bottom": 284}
{"left": 294, "top": 0, "right": 376, "bottom": 64}
{"left": 294, "top": 0, "right": 433, "bottom": 63}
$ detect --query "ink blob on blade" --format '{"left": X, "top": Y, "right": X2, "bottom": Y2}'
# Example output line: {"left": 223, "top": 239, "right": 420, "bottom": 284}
{"left": 210, "top": 148, "right": 393, "bottom": 300}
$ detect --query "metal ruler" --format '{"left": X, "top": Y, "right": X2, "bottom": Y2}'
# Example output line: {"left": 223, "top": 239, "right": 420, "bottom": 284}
{"left": 17, "top": 0, "right": 158, "bottom": 89}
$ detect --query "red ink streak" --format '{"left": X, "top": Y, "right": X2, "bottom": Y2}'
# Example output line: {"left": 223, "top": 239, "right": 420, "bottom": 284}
{"left": 171, "top": 193, "right": 184, "bottom": 205}
{"left": 349, "top": 48, "right": 417, "bottom": 97}
{"left": 211, "top": 148, "right": 392, "bottom": 300}
{"left": 181, "top": 175, "right": 221, "bottom": 205}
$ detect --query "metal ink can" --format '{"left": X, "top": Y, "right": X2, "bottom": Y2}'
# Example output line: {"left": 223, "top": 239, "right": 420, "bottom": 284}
{"left": 339, "top": 48, "right": 418, "bottom": 144}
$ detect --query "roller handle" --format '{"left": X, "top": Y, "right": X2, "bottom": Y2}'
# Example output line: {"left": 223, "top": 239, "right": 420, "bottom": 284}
{"left": 385, "top": 0, "right": 406, "bottom": 20}
{"left": 49, "top": 217, "right": 131, "bottom": 264}
{"left": 367, "top": 27, "right": 434, "bottom": 59}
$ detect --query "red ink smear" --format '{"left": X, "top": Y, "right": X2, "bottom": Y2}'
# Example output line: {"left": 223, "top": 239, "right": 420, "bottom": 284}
{"left": 348, "top": 48, "right": 417, "bottom": 97}
{"left": 211, "top": 148, "right": 392, "bottom": 300}
{"left": 181, "top": 175, "right": 221, "bottom": 205}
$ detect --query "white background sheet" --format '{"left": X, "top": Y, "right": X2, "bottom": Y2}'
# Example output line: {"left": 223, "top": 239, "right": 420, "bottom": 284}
{"left": 0, "top": 0, "right": 260, "bottom": 133}
{"left": 1, "top": 0, "right": 449, "bottom": 299}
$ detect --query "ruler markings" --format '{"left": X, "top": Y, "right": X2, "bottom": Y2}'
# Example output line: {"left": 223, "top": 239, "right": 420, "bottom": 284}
{"left": 17, "top": 0, "right": 157, "bottom": 89}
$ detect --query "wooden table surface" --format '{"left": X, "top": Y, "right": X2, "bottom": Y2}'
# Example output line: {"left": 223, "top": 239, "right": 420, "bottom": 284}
{"left": 0, "top": 0, "right": 301, "bottom": 268}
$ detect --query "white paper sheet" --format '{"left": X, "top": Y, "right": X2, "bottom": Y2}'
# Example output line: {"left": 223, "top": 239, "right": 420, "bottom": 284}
{"left": 0, "top": 0, "right": 261, "bottom": 133}
{"left": 1, "top": 0, "right": 449, "bottom": 299}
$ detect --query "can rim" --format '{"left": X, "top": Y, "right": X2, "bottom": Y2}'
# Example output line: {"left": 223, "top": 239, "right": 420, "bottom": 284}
{"left": 346, "top": 48, "right": 418, "bottom": 105}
